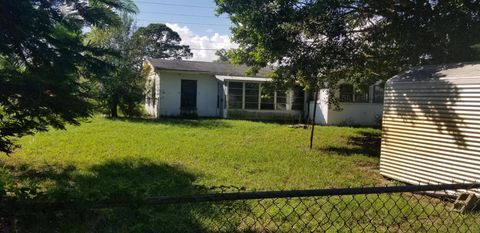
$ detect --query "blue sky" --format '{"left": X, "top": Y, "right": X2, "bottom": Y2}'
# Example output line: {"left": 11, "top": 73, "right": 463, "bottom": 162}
{"left": 133, "top": 0, "right": 236, "bottom": 61}
{"left": 134, "top": 0, "right": 231, "bottom": 35}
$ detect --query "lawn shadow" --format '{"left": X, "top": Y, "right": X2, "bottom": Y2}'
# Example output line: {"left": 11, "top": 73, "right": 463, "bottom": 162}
{"left": 3, "top": 158, "right": 249, "bottom": 232}
{"left": 107, "top": 117, "right": 232, "bottom": 129}
{"left": 321, "top": 130, "right": 382, "bottom": 157}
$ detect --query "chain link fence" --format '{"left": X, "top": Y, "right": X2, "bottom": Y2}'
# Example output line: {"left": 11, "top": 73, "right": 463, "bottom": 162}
{"left": 4, "top": 183, "right": 480, "bottom": 232}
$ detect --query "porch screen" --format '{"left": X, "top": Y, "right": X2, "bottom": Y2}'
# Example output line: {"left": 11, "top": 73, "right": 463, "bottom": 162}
{"left": 276, "top": 90, "right": 287, "bottom": 110}
{"left": 260, "top": 87, "right": 275, "bottom": 110}
{"left": 354, "top": 85, "right": 369, "bottom": 103}
{"left": 339, "top": 84, "right": 354, "bottom": 102}
{"left": 245, "top": 83, "right": 260, "bottom": 109}
{"left": 292, "top": 86, "right": 305, "bottom": 110}
{"left": 228, "top": 82, "right": 243, "bottom": 109}
{"left": 373, "top": 83, "right": 384, "bottom": 103}
{"left": 227, "top": 81, "right": 302, "bottom": 111}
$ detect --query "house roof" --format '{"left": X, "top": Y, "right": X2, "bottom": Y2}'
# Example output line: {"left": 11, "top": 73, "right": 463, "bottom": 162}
{"left": 389, "top": 62, "right": 480, "bottom": 84}
{"left": 147, "top": 58, "right": 272, "bottom": 77}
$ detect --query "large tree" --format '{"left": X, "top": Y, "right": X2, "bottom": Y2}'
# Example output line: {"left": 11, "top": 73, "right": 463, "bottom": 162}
{"left": 87, "top": 21, "right": 192, "bottom": 117}
{"left": 0, "top": 0, "right": 137, "bottom": 154}
{"left": 134, "top": 23, "right": 193, "bottom": 60}
{"left": 214, "top": 49, "right": 231, "bottom": 63}
{"left": 215, "top": 0, "right": 480, "bottom": 149}
{"left": 215, "top": 0, "right": 480, "bottom": 90}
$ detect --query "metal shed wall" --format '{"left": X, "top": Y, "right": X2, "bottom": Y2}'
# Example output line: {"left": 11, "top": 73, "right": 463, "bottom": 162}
{"left": 380, "top": 63, "right": 480, "bottom": 185}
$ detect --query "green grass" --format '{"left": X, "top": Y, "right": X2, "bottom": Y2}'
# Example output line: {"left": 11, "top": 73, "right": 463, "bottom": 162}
{"left": 1, "top": 117, "right": 477, "bottom": 233}
{"left": 1, "top": 117, "right": 382, "bottom": 194}
{"left": 0, "top": 117, "right": 390, "bottom": 232}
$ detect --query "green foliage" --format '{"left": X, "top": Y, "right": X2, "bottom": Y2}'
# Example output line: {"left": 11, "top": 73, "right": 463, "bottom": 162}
{"left": 86, "top": 19, "right": 192, "bottom": 117}
{"left": 215, "top": 0, "right": 480, "bottom": 91}
{"left": 133, "top": 23, "right": 193, "bottom": 59}
{"left": 86, "top": 16, "right": 144, "bottom": 117}
{"left": 214, "top": 49, "right": 232, "bottom": 63}
{"left": 0, "top": 0, "right": 137, "bottom": 153}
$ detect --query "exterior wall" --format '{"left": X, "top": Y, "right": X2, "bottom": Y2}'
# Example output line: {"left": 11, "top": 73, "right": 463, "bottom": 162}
{"left": 145, "top": 67, "right": 384, "bottom": 125}
{"left": 158, "top": 70, "right": 221, "bottom": 117}
{"left": 308, "top": 89, "right": 329, "bottom": 125}
{"left": 308, "top": 88, "right": 382, "bottom": 126}
{"left": 327, "top": 103, "right": 383, "bottom": 126}
{"left": 380, "top": 77, "right": 480, "bottom": 186}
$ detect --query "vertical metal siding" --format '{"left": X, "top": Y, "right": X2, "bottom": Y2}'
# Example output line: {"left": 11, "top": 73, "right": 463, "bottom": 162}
{"left": 380, "top": 75, "right": 480, "bottom": 186}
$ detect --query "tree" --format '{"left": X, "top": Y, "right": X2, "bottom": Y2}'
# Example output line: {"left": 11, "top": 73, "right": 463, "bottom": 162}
{"left": 86, "top": 16, "right": 145, "bottom": 118}
{"left": 215, "top": 0, "right": 480, "bottom": 90}
{"left": 0, "top": 0, "right": 138, "bottom": 154}
{"left": 214, "top": 49, "right": 231, "bottom": 63}
{"left": 87, "top": 21, "right": 192, "bottom": 117}
{"left": 134, "top": 24, "right": 192, "bottom": 60}
{"left": 215, "top": 0, "right": 480, "bottom": 149}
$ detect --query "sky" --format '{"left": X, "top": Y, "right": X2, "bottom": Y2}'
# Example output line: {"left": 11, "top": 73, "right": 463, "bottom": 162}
{"left": 133, "top": 0, "right": 237, "bottom": 61}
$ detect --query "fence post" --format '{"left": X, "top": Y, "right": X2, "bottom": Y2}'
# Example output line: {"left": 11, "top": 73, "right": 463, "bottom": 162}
{"left": 309, "top": 89, "right": 319, "bottom": 150}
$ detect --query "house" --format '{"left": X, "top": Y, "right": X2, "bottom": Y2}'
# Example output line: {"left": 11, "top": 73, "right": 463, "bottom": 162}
{"left": 144, "top": 58, "right": 384, "bottom": 125}
{"left": 308, "top": 82, "right": 384, "bottom": 126}
{"left": 380, "top": 62, "right": 480, "bottom": 186}
{"left": 144, "top": 59, "right": 305, "bottom": 121}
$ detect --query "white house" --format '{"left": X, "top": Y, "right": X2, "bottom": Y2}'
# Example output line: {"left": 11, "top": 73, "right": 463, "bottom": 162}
{"left": 144, "top": 58, "right": 384, "bottom": 125}
{"left": 309, "top": 82, "right": 385, "bottom": 125}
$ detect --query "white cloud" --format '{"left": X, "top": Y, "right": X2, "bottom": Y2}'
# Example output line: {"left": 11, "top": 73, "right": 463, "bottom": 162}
{"left": 166, "top": 23, "right": 237, "bottom": 62}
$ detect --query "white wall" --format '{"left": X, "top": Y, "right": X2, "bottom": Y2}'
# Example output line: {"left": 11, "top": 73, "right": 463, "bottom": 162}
{"left": 326, "top": 81, "right": 383, "bottom": 126}
{"left": 308, "top": 88, "right": 383, "bottom": 126}
{"left": 308, "top": 89, "right": 329, "bottom": 125}
{"left": 159, "top": 70, "right": 220, "bottom": 117}
{"left": 327, "top": 103, "right": 383, "bottom": 126}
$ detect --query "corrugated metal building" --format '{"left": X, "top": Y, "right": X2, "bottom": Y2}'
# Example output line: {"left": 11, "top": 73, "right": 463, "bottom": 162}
{"left": 380, "top": 62, "right": 480, "bottom": 185}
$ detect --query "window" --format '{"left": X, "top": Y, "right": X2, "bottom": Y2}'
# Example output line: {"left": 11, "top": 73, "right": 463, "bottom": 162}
{"left": 245, "top": 83, "right": 259, "bottom": 109}
{"left": 354, "top": 85, "right": 369, "bottom": 103}
{"left": 373, "top": 83, "right": 384, "bottom": 103}
{"left": 339, "top": 84, "right": 354, "bottom": 102}
{"left": 276, "top": 89, "right": 287, "bottom": 110}
{"left": 292, "top": 86, "right": 305, "bottom": 111}
{"left": 339, "top": 84, "right": 370, "bottom": 103}
{"left": 260, "top": 87, "right": 275, "bottom": 110}
{"left": 227, "top": 81, "right": 300, "bottom": 111}
{"left": 228, "top": 82, "right": 243, "bottom": 109}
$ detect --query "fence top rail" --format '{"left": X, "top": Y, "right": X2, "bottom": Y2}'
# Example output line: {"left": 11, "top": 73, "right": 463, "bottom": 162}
{"left": 5, "top": 183, "right": 479, "bottom": 209}
{"left": 90, "top": 183, "right": 480, "bottom": 208}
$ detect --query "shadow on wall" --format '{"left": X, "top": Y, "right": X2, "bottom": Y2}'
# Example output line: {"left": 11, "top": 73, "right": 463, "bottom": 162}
{"left": 107, "top": 116, "right": 232, "bottom": 129}
{"left": 321, "top": 130, "right": 382, "bottom": 157}
{"left": 384, "top": 63, "right": 466, "bottom": 148}
{"left": 2, "top": 158, "right": 248, "bottom": 232}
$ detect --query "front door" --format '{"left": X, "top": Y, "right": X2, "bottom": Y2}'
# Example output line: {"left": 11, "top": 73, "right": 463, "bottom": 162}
{"left": 181, "top": 80, "right": 197, "bottom": 117}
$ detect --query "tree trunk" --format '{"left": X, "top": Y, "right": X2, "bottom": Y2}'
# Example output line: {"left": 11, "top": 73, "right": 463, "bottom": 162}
{"left": 309, "top": 89, "right": 319, "bottom": 150}
{"left": 110, "top": 97, "right": 119, "bottom": 118}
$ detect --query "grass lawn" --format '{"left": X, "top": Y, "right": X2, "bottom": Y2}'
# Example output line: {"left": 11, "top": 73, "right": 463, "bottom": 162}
{"left": 1, "top": 117, "right": 478, "bottom": 233}
{"left": 1, "top": 117, "right": 383, "bottom": 194}
{"left": 0, "top": 117, "right": 388, "bottom": 232}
